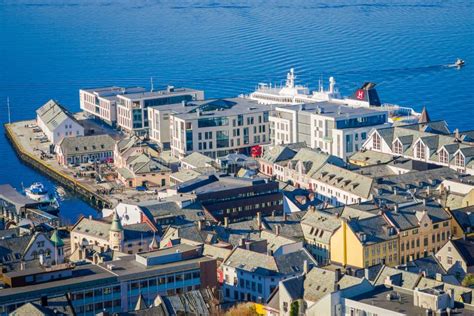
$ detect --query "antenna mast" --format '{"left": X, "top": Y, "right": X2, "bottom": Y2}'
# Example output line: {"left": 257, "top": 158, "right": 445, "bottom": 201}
{"left": 150, "top": 77, "right": 154, "bottom": 92}
{"left": 7, "top": 97, "right": 11, "bottom": 124}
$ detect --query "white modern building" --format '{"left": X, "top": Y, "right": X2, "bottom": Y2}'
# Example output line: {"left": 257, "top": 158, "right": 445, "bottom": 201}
{"left": 270, "top": 102, "right": 388, "bottom": 159}
{"left": 79, "top": 86, "right": 147, "bottom": 126}
{"left": 116, "top": 86, "right": 204, "bottom": 135}
{"left": 169, "top": 98, "right": 271, "bottom": 159}
{"left": 36, "top": 99, "right": 84, "bottom": 144}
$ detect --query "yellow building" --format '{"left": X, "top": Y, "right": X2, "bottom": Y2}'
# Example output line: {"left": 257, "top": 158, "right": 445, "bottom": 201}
{"left": 383, "top": 201, "right": 452, "bottom": 264}
{"left": 330, "top": 216, "right": 399, "bottom": 269}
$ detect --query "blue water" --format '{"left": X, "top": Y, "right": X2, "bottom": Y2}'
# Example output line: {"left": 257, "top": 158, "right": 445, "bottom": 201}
{"left": 1, "top": 0, "right": 473, "bottom": 222}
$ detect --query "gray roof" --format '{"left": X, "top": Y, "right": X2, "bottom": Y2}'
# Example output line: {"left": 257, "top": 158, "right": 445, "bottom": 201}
{"left": 36, "top": 99, "right": 80, "bottom": 131}
{"left": 117, "top": 87, "right": 201, "bottom": 101}
{"left": 374, "top": 266, "right": 421, "bottom": 289}
{"left": 260, "top": 145, "right": 299, "bottom": 164}
{"left": 384, "top": 201, "right": 451, "bottom": 231}
{"left": 173, "top": 98, "right": 269, "bottom": 120}
{"left": 181, "top": 152, "right": 214, "bottom": 169}
{"left": 312, "top": 163, "right": 374, "bottom": 199}
{"left": 262, "top": 212, "right": 306, "bottom": 239}
{"left": 450, "top": 238, "right": 474, "bottom": 267}
{"left": 347, "top": 215, "right": 397, "bottom": 245}
{"left": 0, "top": 234, "right": 35, "bottom": 263}
{"left": 279, "top": 101, "right": 385, "bottom": 119}
{"left": 0, "top": 184, "right": 39, "bottom": 212}
{"left": 58, "top": 134, "right": 115, "bottom": 156}
{"left": 301, "top": 209, "right": 341, "bottom": 244}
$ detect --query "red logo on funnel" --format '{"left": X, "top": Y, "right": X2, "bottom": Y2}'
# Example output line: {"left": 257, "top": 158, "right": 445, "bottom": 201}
{"left": 356, "top": 90, "right": 365, "bottom": 100}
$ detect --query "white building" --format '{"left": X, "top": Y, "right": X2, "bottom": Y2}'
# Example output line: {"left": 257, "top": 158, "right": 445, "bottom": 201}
{"left": 36, "top": 99, "right": 84, "bottom": 144}
{"left": 116, "top": 86, "right": 204, "bottom": 135}
{"left": 270, "top": 102, "right": 388, "bottom": 159}
{"left": 221, "top": 247, "right": 316, "bottom": 303}
{"left": 169, "top": 98, "right": 271, "bottom": 159}
{"left": 79, "top": 86, "right": 146, "bottom": 126}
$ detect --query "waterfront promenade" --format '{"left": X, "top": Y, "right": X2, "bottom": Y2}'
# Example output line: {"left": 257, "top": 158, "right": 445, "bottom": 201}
{"left": 4, "top": 119, "right": 160, "bottom": 211}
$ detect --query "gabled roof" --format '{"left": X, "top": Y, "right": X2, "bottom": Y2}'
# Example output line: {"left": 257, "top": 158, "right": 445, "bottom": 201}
{"left": 450, "top": 238, "right": 474, "bottom": 267}
{"left": 347, "top": 215, "right": 396, "bottom": 245}
{"left": 181, "top": 152, "right": 214, "bottom": 169}
{"left": 260, "top": 145, "right": 299, "bottom": 164}
{"left": 36, "top": 99, "right": 81, "bottom": 131}
{"left": 58, "top": 134, "right": 115, "bottom": 156}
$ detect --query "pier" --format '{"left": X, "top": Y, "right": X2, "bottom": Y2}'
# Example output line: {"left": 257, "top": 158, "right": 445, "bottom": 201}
{"left": 4, "top": 121, "right": 113, "bottom": 210}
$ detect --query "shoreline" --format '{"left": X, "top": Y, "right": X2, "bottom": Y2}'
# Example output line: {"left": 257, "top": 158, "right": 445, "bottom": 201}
{"left": 4, "top": 121, "right": 113, "bottom": 211}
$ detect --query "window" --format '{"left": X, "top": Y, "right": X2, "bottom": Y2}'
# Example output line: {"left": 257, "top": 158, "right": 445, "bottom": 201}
{"left": 439, "top": 148, "right": 449, "bottom": 164}
{"left": 455, "top": 153, "right": 465, "bottom": 167}
{"left": 447, "top": 256, "right": 453, "bottom": 265}
{"left": 372, "top": 132, "right": 381, "bottom": 150}
{"left": 415, "top": 141, "right": 426, "bottom": 160}
{"left": 393, "top": 139, "right": 403, "bottom": 155}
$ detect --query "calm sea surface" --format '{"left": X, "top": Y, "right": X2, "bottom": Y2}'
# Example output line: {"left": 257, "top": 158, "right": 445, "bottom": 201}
{"left": 1, "top": 0, "right": 473, "bottom": 222}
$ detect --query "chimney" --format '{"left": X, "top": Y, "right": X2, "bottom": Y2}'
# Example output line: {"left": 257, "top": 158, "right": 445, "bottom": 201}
{"left": 224, "top": 217, "right": 229, "bottom": 228}
{"left": 303, "top": 260, "right": 309, "bottom": 274}
{"left": 393, "top": 187, "right": 398, "bottom": 195}
{"left": 454, "top": 128, "right": 460, "bottom": 140}
{"left": 257, "top": 212, "right": 262, "bottom": 229}
{"left": 89, "top": 215, "right": 93, "bottom": 220}
{"left": 41, "top": 296, "right": 48, "bottom": 307}
{"left": 275, "top": 225, "right": 281, "bottom": 236}
{"left": 20, "top": 260, "right": 25, "bottom": 271}
{"left": 423, "top": 199, "right": 427, "bottom": 206}
{"left": 364, "top": 268, "right": 370, "bottom": 280}
{"left": 335, "top": 268, "right": 342, "bottom": 282}
{"left": 240, "top": 238, "right": 246, "bottom": 248}
{"left": 197, "top": 220, "right": 203, "bottom": 231}
{"left": 435, "top": 273, "right": 443, "bottom": 282}
{"left": 394, "top": 204, "right": 399, "bottom": 213}
{"left": 272, "top": 210, "right": 276, "bottom": 218}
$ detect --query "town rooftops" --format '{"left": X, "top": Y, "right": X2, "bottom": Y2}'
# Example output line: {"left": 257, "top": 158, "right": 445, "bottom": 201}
{"left": 347, "top": 215, "right": 397, "bottom": 245}
{"left": 58, "top": 134, "right": 116, "bottom": 156}
{"left": 176, "top": 174, "right": 274, "bottom": 195}
{"left": 384, "top": 200, "right": 451, "bottom": 231}
{"left": 36, "top": 99, "right": 80, "bottom": 131}
{"left": 181, "top": 152, "right": 215, "bottom": 169}
{"left": 260, "top": 144, "right": 302, "bottom": 164}
{"left": 449, "top": 238, "right": 474, "bottom": 267}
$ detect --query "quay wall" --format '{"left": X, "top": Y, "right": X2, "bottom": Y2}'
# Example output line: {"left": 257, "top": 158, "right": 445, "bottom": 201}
{"left": 4, "top": 123, "right": 112, "bottom": 210}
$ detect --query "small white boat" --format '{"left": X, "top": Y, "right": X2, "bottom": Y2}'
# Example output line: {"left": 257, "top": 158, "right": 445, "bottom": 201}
{"left": 24, "top": 182, "right": 60, "bottom": 212}
{"left": 56, "top": 186, "right": 67, "bottom": 198}
{"left": 454, "top": 58, "right": 465, "bottom": 67}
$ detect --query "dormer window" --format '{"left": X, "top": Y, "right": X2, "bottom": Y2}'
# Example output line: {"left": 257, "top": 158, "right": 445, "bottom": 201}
{"left": 455, "top": 152, "right": 465, "bottom": 168}
{"left": 373, "top": 132, "right": 381, "bottom": 151}
{"left": 393, "top": 139, "right": 402, "bottom": 155}
{"left": 414, "top": 140, "right": 426, "bottom": 160}
{"left": 439, "top": 148, "right": 449, "bottom": 164}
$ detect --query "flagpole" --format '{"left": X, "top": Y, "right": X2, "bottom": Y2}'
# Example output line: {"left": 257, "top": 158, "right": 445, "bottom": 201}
{"left": 7, "top": 97, "right": 11, "bottom": 124}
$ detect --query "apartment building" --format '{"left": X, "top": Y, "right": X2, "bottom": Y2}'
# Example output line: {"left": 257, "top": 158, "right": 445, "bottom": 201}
{"left": 221, "top": 247, "right": 316, "bottom": 303}
{"left": 169, "top": 98, "right": 271, "bottom": 159}
{"left": 0, "top": 244, "right": 217, "bottom": 315}
{"left": 383, "top": 200, "right": 452, "bottom": 265}
{"left": 171, "top": 174, "right": 283, "bottom": 222}
{"left": 330, "top": 215, "right": 399, "bottom": 269}
{"left": 79, "top": 86, "right": 147, "bottom": 126}
{"left": 363, "top": 120, "right": 474, "bottom": 175}
{"left": 270, "top": 102, "right": 388, "bottom": 159}
{"left": 116, "top": 86, "right": 204, "bottom": 135}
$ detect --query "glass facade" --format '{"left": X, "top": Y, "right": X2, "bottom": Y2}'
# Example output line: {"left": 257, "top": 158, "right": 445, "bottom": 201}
{"left": 336, "top": 114, "right": 386, "bottom": 129}
{"left": 216, "top": 131, "right": 230, "bottom": 148}
{"left": 197, "top": 117, "right": 229, "bottom": 128}
{"left": 143, "top": 95, "right": 193, "bottom": 108}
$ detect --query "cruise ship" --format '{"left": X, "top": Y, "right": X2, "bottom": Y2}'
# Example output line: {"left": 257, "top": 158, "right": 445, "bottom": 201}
{"left": 244, "top": 68, "right": 420, "bottom": 124}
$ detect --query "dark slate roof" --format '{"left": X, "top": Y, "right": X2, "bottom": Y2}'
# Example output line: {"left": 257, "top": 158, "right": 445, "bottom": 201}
{"left": 262, "top": 212, "right": 306, "bottom": 239}
{"left": 396, "top": 255, "right": 446, "bottom": 278}
{"left": 0, "top": 234, "right": 34, "bottom": 263}
{"left": 452, "top": 238, "right": 474, "bottom": 267}
{"left": 274, "top": 249, "right": 316, "bottom": 274}
{"left": 384, "top": 201, "right": 451, "bottom": 231}
{"left": 347, "top": 215, "right": 396, "bottom": 245}
{"left": 451, "top": 206, "right": 474, "bottom": 233}
{"left": 211, "top": 218, "right": 261, "bottom": 246}
{"left": 280, "top": 275, "right": 304, "bottom": 300}
{"left": 123, "top": 223, "right": 155, "bottom": 241}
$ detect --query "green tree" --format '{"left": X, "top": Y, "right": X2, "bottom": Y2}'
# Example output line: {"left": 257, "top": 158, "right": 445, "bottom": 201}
{"left": 290, "top": 300, "right": 299, "bottom": 316}
{"left": 462, "top": 273, "right": 474, "bottom": 287}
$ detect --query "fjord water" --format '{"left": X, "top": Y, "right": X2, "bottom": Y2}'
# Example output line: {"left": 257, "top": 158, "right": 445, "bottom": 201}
{"left": 0, "top": 0, "right": 473, "bottom": 222}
